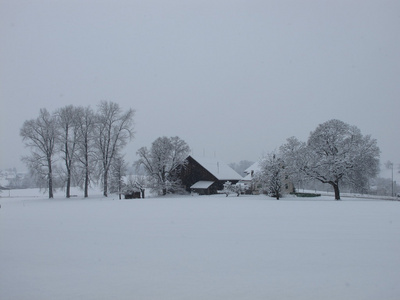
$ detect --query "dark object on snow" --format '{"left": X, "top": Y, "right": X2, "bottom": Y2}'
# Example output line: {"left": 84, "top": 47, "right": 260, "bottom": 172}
{"left": 124, "top": 189, "right": 141, "bottom": 199}
{"left": 293, "top": 192, "right": 321, "bottom": 198}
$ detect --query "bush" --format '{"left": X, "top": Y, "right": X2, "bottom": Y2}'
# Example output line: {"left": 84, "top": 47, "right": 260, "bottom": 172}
{"left": 293, "top": 192, "right": 321, "bottom": 198}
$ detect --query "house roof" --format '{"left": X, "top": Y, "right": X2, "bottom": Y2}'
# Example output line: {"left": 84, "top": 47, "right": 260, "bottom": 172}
{"left": 243, "top": 161, "right": 262, "bottom": 181}
{"left": 244, "top": 161, "right": 262, "bottom": 174}
{"left": 189, "top": 155, "right": 243, "bottom": 181}
{"left": 190, "top": 181, "right": 215, "bottom": 189}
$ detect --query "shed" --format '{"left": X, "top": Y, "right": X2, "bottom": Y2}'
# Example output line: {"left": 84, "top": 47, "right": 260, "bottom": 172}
{"left": 124, "top": 188, "right": 141, "bottom": 199}
{"left": 190, "top": 181, "right": 216, "bottom": 195}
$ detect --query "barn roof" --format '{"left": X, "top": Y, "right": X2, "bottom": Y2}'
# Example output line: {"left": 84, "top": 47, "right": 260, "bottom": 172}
{"left": 189, "top": 155, "right": 243, "bottom": 181}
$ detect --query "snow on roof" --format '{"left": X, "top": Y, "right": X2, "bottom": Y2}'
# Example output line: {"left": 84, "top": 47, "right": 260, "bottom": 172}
{"left": 190, "top": 155, "right": 243, "bottom": 180}
{"left": 243, "top": 161, "right": 262, "bottom": 181}
{"left": 190, "top": 181, "right": 215, "bottom": 189}
{"left": 242, "top": 173, "right": 252, "bottom": 181}
{"left": 244, "top": 161, "right": 262, "bottom": 174}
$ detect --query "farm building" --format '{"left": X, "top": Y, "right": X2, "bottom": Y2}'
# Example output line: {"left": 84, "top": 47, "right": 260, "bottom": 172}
{"left": 179, "top": 155, "right": 243, "bottom": 195}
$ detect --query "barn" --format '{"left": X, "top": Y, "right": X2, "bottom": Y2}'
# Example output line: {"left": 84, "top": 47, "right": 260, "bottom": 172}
{"left": 179, "top": 155, "right": 243, "bottom": 195}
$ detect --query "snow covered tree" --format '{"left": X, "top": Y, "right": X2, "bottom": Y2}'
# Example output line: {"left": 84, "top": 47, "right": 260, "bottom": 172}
{"left": 223, "top": 181, "right": 235, "bottom": 196}
{"left": 222, "top": 181, "right": 245, "bottom": 197}
{"left": 256, "top": 153, "right": 284, "bottom": 199}
{"left": 75, "top": 106, "right": 97, "bottom": 198}
{"left": 95, "top": 101, "right": 135, "bottom": 197}
{"left": 280, "top": 119, "right": 380, "bottom": 200}
{"left": 109, "top": 155, "right": 128, "bottom": 199}
{"left": 135, "top": 136, "right": 190, "bottom": 195}
{"left": 55, "top": 105, "right": 81, "bottom": 198}
{"left": 279, "top": 136, "right": 306, "bottom": 189}
{"left": 20, "top": 109, "right": 58, "bottom": 198}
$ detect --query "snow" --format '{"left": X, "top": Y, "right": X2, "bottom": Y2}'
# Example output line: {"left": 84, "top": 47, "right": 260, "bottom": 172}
{"left": 244, "top": 161, "right": 262, "bottom": 175}
{"left": 243, "top": 161, "right": 262, "bottom": 181}
{"left": 1, "top": 189, "right": 400, "bottom": 300}
{"left": 190, "top": 181, "right": 215, "bottom": 189}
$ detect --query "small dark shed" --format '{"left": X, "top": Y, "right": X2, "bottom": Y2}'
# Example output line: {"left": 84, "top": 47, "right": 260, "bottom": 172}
{"left": 124, "top": 189, "right": 141, "bottom": 199}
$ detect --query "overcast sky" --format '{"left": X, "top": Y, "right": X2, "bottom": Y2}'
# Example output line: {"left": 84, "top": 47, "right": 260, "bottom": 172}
{"left": 1, "top": 0, "right": 399, "bottom": 178}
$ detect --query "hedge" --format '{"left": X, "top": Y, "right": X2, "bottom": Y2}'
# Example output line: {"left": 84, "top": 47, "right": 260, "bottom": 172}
{"left": 292, "top": 192, "right": 321, "bottom": 198}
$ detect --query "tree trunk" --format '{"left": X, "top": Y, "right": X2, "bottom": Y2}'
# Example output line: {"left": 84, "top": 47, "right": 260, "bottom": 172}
{"left": 65, "top": 127, "right": 70, "bottom": 198}
{"left": 84, "top": 169, "right": 89, "bottom": 198}
{"left": 103, "top": 170, "right": 108, "bottom": 197}
{"left": 48, "top": 161, "right": 54, "bottom": 199}
{"left": 118, "top": 174, "right": 122, "bottom": 200}
{"left": 84, "top": 152, "right": 89, "bottom": 198}
{"left": 66, "top": 169, "right": 71, "bottom": 198}
{"left": 161, "top": 170, "right": 167, "bottom": 195}
{"left": 332, "top": 182, "right": 340, "bottom": 200}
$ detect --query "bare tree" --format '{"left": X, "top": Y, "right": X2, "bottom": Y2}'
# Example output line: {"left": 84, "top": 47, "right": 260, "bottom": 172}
{"left": 280, "top": 119, "right": 380, "bottom": 200}
{"left": 135, "top": 136, "right": 190, "bottom": 195}
{"left": 55, "top": 105, "right": 81, "bottom": 198}
{"left": 20, "top": 109, "right": 58, "bottom": 198}
{"left": 95, "top": 101, "right": 135, "bottom": 197}
{"left": 75, "top": 106, "right": 96, "bottom": 197}
{"left": 109, "top": 155, "right": 128, "bottom": 199}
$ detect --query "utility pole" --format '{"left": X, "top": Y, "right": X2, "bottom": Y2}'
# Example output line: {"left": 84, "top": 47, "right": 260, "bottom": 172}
{"left": 391, "top": 163, "right": 394, "bottom": 197}
{"left": 390, "top": 162, "right": 394, "bottom": 197}
{"left": 385, "top": 161, "right": 394, "bottom": 197}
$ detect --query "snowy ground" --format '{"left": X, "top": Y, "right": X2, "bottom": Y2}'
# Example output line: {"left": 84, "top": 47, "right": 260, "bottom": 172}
{"left": 1, "top": 189, "right": 399, "bottom": 300}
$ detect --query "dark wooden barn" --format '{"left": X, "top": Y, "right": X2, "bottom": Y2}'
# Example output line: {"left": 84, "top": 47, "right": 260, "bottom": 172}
{"left": 179, "top": 155, "right": 243, "bottom": 195}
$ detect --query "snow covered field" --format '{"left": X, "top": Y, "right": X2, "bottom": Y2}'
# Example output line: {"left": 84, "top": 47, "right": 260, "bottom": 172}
{"left": 1, "top": 189, "right": 399, "bottom": 300}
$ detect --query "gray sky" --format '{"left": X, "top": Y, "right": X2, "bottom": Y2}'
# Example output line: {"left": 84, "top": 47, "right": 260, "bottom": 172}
{"left": 1, "top": 0, "right": 399, "bottom": 176}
